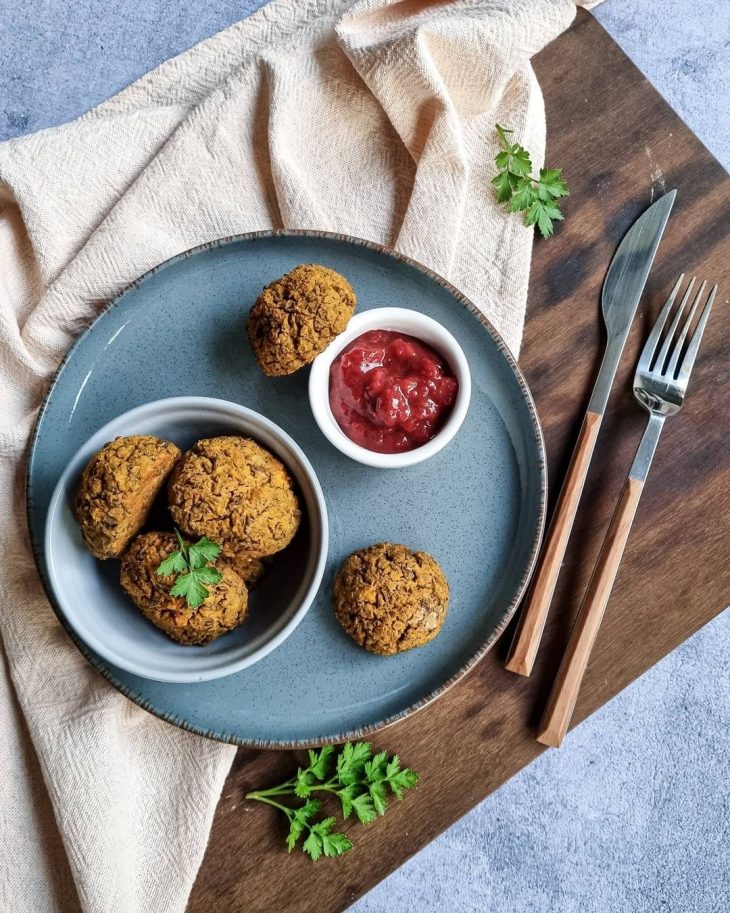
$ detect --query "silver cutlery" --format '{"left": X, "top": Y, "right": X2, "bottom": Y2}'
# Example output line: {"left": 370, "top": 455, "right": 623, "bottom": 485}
{"left": 506, "top": 191, "right": 677, "bottom": 676}
{"left": 537, "top": 274, "right": 718, "bottom": 747}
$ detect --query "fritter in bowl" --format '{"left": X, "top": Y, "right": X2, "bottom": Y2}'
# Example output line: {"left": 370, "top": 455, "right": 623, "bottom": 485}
{"left": 120, "top": 531, "right": 248, "bottom": 645}
{"left": 167, "top": 436, "right": 301, "bottom": 560}
{"left": 333, "top": 542, "right": 449, "bottom": 655}
{"left": 221, "top": 553, "right": 270, "bottom": 589}
{"left": 75, "top": 435, "right": 181, "bottom": 559}
{"left": 247, "top": 264, "right": 356, "bottom": 376}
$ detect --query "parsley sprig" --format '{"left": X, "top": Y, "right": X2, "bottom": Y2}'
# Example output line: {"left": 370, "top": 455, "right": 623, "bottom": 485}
{"left": 246, "top": 742, "right": 419, "bottom": 860}
{"left": 155, "top": 529, "right": 223, "bottom": 608}
{"left": 492, "top": 124, "right": 569, "bottom": 238}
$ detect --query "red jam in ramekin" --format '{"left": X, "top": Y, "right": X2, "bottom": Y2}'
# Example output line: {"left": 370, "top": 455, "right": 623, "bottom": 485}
{"left": 329, "top": 329, "right": 459, "bottom": 454}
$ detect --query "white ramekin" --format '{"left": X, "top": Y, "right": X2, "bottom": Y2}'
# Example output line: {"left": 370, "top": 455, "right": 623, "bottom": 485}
{"left": 308, "top": 307, "right": 471, "bottom": 469}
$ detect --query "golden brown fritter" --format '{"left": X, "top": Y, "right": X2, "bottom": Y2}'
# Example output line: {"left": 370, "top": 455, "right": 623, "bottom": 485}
{"left": 75, "top": 435, "right": 181, "bottom": 559}
{"left": 247, "top": 264, "right": 356, "bottom": 376}
{"left": 167, "top": 436, "right": 301, "bottom": 560}
{"left": 333, "top": 543, "right": 449, "bottom": 655}
{"left": 120, "top": 531, "right": 248, "bottom": 645}
{"left": 221, "top": 554, "right": 270, "bottom": 589}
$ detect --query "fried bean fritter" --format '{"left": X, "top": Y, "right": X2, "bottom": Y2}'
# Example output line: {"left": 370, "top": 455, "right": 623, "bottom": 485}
{"left": 333, "top": 543, "right": 449, "bottom": 655}
{"left": 221, "top": 553, "right": 270, "bottom": 589}
{"left": 167, "top": 436, "right": 300, "bottom": 560}
{"left": 75, "top": 435, "right": 181, "bottom": 559}
{"left": 120, "top": 531, "right": 248, "bottom": 645}
{"left": 247, "top": 264, "right": 356, "bottom": 376}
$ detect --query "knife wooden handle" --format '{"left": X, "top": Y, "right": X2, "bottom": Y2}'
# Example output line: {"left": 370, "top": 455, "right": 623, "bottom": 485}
{"left": 505, "top": 410, "right": 602, "bottom": 677}
{"left": 536, "top": 475, "right": 644, "bottom": 748}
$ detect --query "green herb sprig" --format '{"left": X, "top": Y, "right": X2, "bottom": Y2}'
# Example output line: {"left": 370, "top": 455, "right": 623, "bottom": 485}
{"left": 155, "top": 529, "right": 223, "bottom": 608}
{"left": 492, "top": 124, "right": 569, "bottom": 238}
{"left": 246, "top": 742, "right": 419, "bottom": 860}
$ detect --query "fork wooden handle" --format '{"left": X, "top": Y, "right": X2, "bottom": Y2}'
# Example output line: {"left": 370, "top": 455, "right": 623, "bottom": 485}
{"left": 536, "top": 475, "right": 644, "bottom": 748}
{"left": 505, "top": 411, "right": 602, "bottom": 676}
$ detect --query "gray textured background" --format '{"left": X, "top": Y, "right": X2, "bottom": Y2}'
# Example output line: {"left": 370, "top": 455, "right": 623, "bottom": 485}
{"left": 1, "top": 1, "right": 728, "bottom": 910}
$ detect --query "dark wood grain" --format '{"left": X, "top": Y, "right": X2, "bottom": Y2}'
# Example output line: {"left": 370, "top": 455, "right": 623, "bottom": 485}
{"left": 187, "top": 10, "right": 730, "bottom": 912}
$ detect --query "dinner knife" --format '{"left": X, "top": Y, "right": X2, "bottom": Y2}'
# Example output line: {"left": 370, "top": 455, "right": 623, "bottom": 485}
{"left": 505, "top": 190, "right": 676, "bottom": 677}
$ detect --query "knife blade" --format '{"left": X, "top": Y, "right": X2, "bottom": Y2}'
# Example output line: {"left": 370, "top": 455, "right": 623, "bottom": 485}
{"left": 505, "top": 190, "right": 676, "bottom": 678}
{"left": 589, "top": 189, "right": 677, "bottom": 414}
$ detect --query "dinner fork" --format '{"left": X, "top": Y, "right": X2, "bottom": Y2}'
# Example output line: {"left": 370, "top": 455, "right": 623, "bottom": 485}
{"left": 536, "top": 275, "right": 718, "bottom": 748}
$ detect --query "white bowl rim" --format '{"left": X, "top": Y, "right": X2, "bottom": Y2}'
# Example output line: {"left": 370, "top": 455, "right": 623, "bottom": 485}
{"left": 308, "top": 307, "right": 472, "bottom": 468}
{"left": 44, "top": 396, "right": 329, "bottom": 683}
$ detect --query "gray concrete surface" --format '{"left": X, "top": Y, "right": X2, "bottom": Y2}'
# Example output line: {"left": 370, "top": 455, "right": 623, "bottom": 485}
{"left": 1, "top": 1, "right": 728, "bottom": 910}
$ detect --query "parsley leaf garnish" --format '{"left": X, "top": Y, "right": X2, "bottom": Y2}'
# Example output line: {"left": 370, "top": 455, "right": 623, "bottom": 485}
{"left": 308, "top": 745, "right": 335, "bottom": 780}
{"left": 492, "top": 125, "right": 569, "bottom": 238}
{"left": 494, "top": 124, "right": 533, "bottom": 177}
{"left": 336, "top": 740, "right": 372, "bottom": 785}
{"left": 155, "top": 529, "right": 223, "bottom": 608}
{"left": 302, "top": 817, "right": 352, "bottom": 861}
{"left": 188, "top": 536, "right": 222, "bottom": 569}
{"left": 286, "top": 799, "right": 321, "bottom": 853}
{"left": 156, "top": 550, "right": 188, "bottom": 577}
{"left": 350, "top": 792, "right": 377, "bottom": 825}
{"left": 246, "top": 741, "right": 418, "bottom": 861}
{"left": 536, "top": 167, "right": 570, "bottom": 201}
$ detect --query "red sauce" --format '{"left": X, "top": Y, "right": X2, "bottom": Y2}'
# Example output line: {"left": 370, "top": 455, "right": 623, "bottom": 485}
{"left": 329, "top": 329, "right": 459, "bottom": 454}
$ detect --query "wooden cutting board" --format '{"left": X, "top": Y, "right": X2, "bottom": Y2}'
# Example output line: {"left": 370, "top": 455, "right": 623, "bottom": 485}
{"left": 188, "top": 10, "right": 730, "bottom": 912}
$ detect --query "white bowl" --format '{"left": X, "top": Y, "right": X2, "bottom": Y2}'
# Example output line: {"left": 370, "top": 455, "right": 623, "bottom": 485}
{"left": 309, "top": 307, "right": 471, "bottom": 468}
{"left": 44, "top": 397, "right": 328, "bottom": 683}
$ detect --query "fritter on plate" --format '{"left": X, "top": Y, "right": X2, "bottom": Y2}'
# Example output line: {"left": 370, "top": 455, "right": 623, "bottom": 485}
{"left": 75, "top": 435, "right": 180, "bottom": 559}
{"left": 247, "top": 264, "right": 356, "bottom": 376}
{"left": 333, "top": 542, "right": 449, "bottom": 655}
{"left": 120, "top": 531, "right": 248, "bottom": 645}
{"left": 167, "top": 436, "right": 300, "bottom": 561}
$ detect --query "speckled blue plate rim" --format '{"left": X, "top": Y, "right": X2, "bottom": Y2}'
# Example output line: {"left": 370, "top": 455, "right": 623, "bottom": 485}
{"left": 26, "top": 229, "right": 547, "bottom": 750}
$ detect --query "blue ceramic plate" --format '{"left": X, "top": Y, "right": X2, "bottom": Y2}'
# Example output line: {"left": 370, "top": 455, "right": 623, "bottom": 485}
{"left": 27, "top": 231, "right": 546, "bottom": 748}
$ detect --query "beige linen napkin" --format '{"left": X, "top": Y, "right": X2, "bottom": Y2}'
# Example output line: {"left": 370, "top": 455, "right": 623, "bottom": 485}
{"left": 0, "top": 1, "right": 596, "bottom": 910}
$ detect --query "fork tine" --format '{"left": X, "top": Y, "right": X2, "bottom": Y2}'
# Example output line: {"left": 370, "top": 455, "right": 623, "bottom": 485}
{"left": 637, "top": 274, "right": 685, "bottom": 374}
{"left": 666, "top": 279, "right": 707, "bottom": 377}
{"left": 676, "top": 284, "right": 717, "bottom": 387}
{"left": 653, "top": 276, "right": 697, "bottom": 372}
